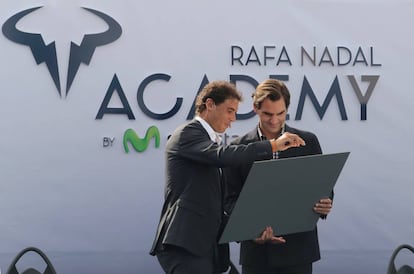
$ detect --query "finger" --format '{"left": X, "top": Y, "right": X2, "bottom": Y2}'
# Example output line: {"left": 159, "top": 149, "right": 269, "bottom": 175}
{"left": 264, "top": 227, "right": 272, "bottom": 240}
{"left": 316, "top": 209, "right": 330, "bottom": 215}
{"left": 268, "top": 228, "right": 278, "bottom": 241}
{"left": 288, "top": 134, "right": 305, "bottom": 146}
{"left": 314, "top": 204, "right": 331, "bottom": 210}
{"left": 267, "top": 226, "right": 274, "bottom": 235}
{"left": 316, "top": 204, "right": 332, "bottom": 210}
{"left": 270, "top": 236, "right": 286, "bottom": 244}
{"left": 319, "top": 198, "right": 332, "bottom": 204}
{"left": 315, "top": 199, "right": 332, "bottom": 207}
{"left": 254, "top": 237, "right": 266, "bottom": 244}
{"left": 255, "top": 229, "right": 268, "bottom": 243}
{"left": 293, "top": 136, "right": 305, "bottom": 146}
{"left": 315, "top": 203, "right": 331, "bottom": 209}
{"left": 289, "top": 137, "right": 305, "bottom": 147}
{"left": 261, "top": 229, "right": 268, "bottom": 239}
{"left": 314, "top": 206, "right": 331, "bottom": 214}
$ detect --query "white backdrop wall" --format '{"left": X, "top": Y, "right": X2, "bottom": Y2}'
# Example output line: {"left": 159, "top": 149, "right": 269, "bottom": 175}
{"left": 1, "top": 1, "right": 413, "bottom": 273}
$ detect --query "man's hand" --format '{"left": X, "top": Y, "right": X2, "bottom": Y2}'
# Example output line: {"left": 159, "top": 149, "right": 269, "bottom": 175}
{"left": 313, "top": 198, "right": 332, "bottom": 215}
{"left": 254, "top": 226, "right": 286, "bottom": 245}
{"left": 271, "top": 132, "right": 306, "bottom": 152}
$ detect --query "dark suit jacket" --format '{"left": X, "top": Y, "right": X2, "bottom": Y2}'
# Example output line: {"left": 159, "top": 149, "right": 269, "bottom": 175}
{"left": 150, "top": 119, "right": 275, "bottom": 257}
{"left": 224, "top": 124, "right": 331, "bottom": 267}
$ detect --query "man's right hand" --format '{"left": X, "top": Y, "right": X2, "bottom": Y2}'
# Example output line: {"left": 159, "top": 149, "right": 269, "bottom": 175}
{"left": 270, "top": 132, "right": 305, "bottom": 152}
{"left": 254, "top": 226, "right": 286, "bottom": 244}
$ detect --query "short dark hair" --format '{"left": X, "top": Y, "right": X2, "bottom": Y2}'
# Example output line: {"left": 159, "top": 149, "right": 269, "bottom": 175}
{"left": 252, "top": 79, "right": 290, "bottom": 109}
{"left": 195, "top": 81, "right": 243, "bottom": 115}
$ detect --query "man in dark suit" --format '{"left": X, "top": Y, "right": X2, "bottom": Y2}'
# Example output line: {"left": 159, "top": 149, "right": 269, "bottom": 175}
{"left": 150, "top": 80, "right": 306, "bottom": 274}
{"left": 224, "top": 79, "right": 333, "bottom": 274}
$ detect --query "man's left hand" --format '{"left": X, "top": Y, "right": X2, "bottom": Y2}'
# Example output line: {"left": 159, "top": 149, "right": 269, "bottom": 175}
{"left": 313, "top": 198, "right": 332, "bottom": 215}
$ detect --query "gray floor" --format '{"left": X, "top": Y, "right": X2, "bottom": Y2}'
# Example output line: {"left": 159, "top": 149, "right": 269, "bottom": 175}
{"left": 0, "top": 249, "right": 409, "bottom": 274}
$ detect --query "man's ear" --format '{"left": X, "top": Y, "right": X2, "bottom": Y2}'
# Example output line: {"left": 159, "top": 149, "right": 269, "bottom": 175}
{"left": 253, "top": 103, "right": 259, "bottom": 113}
{"left": 206, "top": 98, "right": 216, "bottom": 110}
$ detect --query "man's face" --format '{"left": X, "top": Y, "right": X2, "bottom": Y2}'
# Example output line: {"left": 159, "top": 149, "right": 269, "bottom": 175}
{"left": 254, "top": 97, "right": 287, "bottom": 137}
{"left": 206, "top": 98, "right": 239, "bottom": 133}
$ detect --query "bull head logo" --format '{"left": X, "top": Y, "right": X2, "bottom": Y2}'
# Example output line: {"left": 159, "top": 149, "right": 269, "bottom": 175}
{"left": 2, "top": 6, "right": 122, "bottom": 97}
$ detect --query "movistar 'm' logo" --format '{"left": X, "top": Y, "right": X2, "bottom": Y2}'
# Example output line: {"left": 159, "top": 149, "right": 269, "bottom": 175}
{"left": 123, "top": 126, "right": 160, "bottom": 153}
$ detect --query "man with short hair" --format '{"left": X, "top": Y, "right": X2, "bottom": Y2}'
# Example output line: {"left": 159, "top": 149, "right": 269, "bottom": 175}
{"left": 150, "top": 80, "right": 305, "bottom": 274}
{"left": 224, "top": 79, "right": 333, "bottom": 274}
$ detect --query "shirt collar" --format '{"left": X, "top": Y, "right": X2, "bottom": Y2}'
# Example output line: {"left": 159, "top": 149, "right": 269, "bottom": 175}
{"left": 257, "top": 124, "right": 286, "bottom": 140}
{"left": 195, "top": 116, "right": 221, "bottom": 142}
{"left": 257, "top": 126, "right": 266, "bottom": 140}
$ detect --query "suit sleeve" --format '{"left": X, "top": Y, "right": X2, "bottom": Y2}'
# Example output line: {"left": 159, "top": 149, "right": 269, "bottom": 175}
{"left": 173, "top": 122, "right": 273, "bottom": 168}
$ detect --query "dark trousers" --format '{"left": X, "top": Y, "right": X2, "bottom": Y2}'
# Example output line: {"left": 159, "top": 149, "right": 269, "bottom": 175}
{"left": 156, "top": 245, "right": 219, "bottom": 274}
{"left": 242, "top": 263, "right": 312, "bottom": 274}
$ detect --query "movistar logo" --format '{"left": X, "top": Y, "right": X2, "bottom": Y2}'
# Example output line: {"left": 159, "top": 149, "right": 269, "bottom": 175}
{"left": 123, "top": 126, "right": 160, "bottom": 153}
{"left": 2, "top": 6, "right": 122, "bottom": 98}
